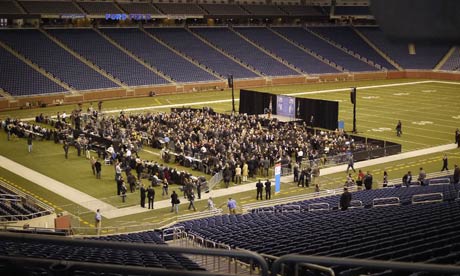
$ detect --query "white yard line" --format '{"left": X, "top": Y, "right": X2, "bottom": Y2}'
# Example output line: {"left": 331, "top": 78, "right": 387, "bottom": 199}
{"left": 286, "top": 80, "right": 435, "bottom": 96}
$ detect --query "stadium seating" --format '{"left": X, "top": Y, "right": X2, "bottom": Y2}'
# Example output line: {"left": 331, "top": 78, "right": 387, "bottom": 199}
{"left": 101, "top": 28, "right": 218, "bottom": 83}
{"left": 308, "top": 26, "right": 396, "bottom": 70}
{"left": 282, "top": 182, "right": 459, "bottom": 211}
{"left": 0, "top": 0, "right": 25, "bottom": 14}
{"left": 0, "top": 46, "right": 66, "bottom": 96}
{"left": 0, "top": 184, "right": 51, "bottom": 221}
{"left": 241, "top": 4, "right": 286, "bottom": 16}
{"left": 358, "top": 27, "right": 452, "bottom": 69}
{"left": 0, "top": 29, "right": 118, "bottom": 90}
{"left": 76, "top": 1, "right": 121, "bottom": 14}
{"left": 441, "top": 48, "right": 460, "bottom": 71}
{"left": 200, "top": 4, "right": 247, "bottom": 16}
{"left": 334, "top": 5, "right": 371, "bottom": 16}
{"left": 234, "top": 27, "right": 339, "bottom": 74}
{"left": 178, "top": 200, "right": 460, "bottom": 274}
{"left": 0, "top": 230, "right": 204, "bottom": 271}
{"left": 46, "top": 28, "right": 169, "bottom": 86}
{"left": 118, "top": 2, "right": 161, "bottom": 14}
{"left": 192, "top": 27, "right": 299, "bottom": 76}
{"left": 273, "top": 27, "right": 377, "bottom": 72}
{"left": 19, "top": 1, "right": 82, "bottom": 14}
{"left": 147, "top": 27, "right": 258, "bottom": 79}
{"left": 154, "top": 3, "right": 205, "bottom": 15}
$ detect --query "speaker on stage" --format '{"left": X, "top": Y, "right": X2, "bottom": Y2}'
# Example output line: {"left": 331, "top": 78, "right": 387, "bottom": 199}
{"left": 350, "top": 87, "right": 356, "bottom": 104}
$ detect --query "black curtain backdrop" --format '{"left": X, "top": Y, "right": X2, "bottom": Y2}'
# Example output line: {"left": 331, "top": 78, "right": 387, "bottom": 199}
{"left": 240, "top": 90, "right": 338, "bottom": 130}
{"left": 295, "top": 98, "right": 339, "bottom": 130}
{"left": 239, "top": 90, "right": 275, "bottom": 115}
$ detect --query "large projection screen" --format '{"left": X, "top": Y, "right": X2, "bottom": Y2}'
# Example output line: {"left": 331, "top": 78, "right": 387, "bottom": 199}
{"left": 276, "top": 95, "right": 296, "bottom": 118}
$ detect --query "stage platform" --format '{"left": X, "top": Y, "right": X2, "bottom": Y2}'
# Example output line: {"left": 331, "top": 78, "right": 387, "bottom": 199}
{"left": 258, "top": 114, "right": 302, "bottom": 123}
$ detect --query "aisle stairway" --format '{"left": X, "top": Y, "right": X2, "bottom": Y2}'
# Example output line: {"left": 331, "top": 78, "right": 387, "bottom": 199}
{"left": 353, "top": 27, "right": 403, "bottom": 71}
{"left": 168, "top": 237, "right": 254, "bottom": 276}
{"left": 0, "top": 39, "right": 72, "bottom": 93}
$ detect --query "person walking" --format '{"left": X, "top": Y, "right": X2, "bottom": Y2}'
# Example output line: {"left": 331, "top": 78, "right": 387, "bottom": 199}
{"left": 340, "top": 187, "right": 352, "bottom": 211}
{"left": 187, "top": 191, "right": 197, "bottom": 211}
{"left": 27, "top": 133, "right": 33, "bottom": 153}
{"left": 264, "top": 179, "right": 272, "bottom": 200}
{"left": 171, "top": 191, "right": 179, "bottom": 214}
{"left": 346, "top": 154, "right": 356, "bottom": 173}
{"left": 63, "top": 141, "right": 69, "bottom": 159}
{"left": 396, "top": 120, "right": 402, "bottom": 137}
{"left": 95, "top": 209, "right": 102, "bottom": 235}
{"left": 95, "top": 158, "right": 102, "bottom": 179}
{"left": 208, "top": 197, "right": 215, "bottom": 210}
{"left": 441, "top": 154, "right": 449, "bottom": 171}
{"left": 227, "top": 197, "right": 237, "bottom": 214}
{"left": 256, "top": 180, "right": 263, "bottom": 200}
{"left": 147, "top": 185, "right": 155, "bottom": 209}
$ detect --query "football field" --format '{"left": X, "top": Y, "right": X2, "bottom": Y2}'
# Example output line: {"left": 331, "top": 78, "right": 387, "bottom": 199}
{"left": 0, "top": 78, "right": 459, "bottom": 231}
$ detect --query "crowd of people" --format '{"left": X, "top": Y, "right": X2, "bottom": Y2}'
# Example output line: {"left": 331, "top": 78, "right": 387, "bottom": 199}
{"left": 6, "top": 104, "right": 459, "bottom": 217}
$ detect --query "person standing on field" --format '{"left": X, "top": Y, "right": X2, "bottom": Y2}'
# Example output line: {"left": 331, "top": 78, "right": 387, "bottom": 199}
{"left": 27, "top": 133, "right": 33, "bottom": 153}
{"left": 441, "top": 154, "right": 449, "bottom": 172}
{"left": 95, "top": 209, "right": 102, "bottom": 235}
{"left": 396, "top": 120, "right": 402, "bottom": 137}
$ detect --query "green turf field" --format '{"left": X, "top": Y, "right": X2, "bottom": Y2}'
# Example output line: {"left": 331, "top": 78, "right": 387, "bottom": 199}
{"left": 0, "top": 78, "right": 459, "bottom": 231}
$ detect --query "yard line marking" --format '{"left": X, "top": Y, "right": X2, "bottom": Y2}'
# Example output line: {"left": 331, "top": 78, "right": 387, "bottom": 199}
{"left": 431, "top": 80, "right": 460, "bottom": 85}
{"left": 287, "top": 80, "right": 434, "bottom": 97}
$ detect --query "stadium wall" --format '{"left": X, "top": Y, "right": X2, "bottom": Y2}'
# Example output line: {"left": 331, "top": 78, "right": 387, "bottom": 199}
{"left": 1, "top": 70, "right": 459, "bottom": 111}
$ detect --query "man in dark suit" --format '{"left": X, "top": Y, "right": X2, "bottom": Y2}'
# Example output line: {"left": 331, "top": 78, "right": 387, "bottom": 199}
{"left": 340, "top": 187, "right": 352, "bottom": 211}
{"left": 140, "top": 184, "right": 146, "bottom": 208}
{"left": 364, "top": 171, "right": 373, "bottom": 190}
{"left": 256, "top": 180, "right": 263, "bottom": 200}
{"left": 264, "top": 179, "right": 272, "bottom": 200}
{"left": 402, "top": 171, "right": 412, "bottom": 187}
{"left": 147, "top": 185, "right": 155, "bottom": 209}
{"left": 453, "top": 165, "right": 460, "bottom": 184}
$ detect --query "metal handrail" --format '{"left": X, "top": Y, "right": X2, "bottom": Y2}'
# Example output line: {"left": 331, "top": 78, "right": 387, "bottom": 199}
{"left": 281, "top": 205, "right": 301, "bottom": 213}
{"left": 308, "top": 202, "right": 330, "bottom": 212}
{"left": 270, "top": 254, "right": 460, "bottom": 276}
{"left": 429, "top": 178, "right": 450, "bottom": 186}
{"left": 251, "top": 206, "right": 275, "bottom": 213}
{"left": 0, "top": 179, "right": 54, "bottom": 215}
{"left": 412, "top": 193, "right": 444, "bottom": 205}
{"left": 0, "top": 232, "right": 269, "bottom": 276}
{"left": 372, "top": 197, "right": 400, "bottom": 207}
